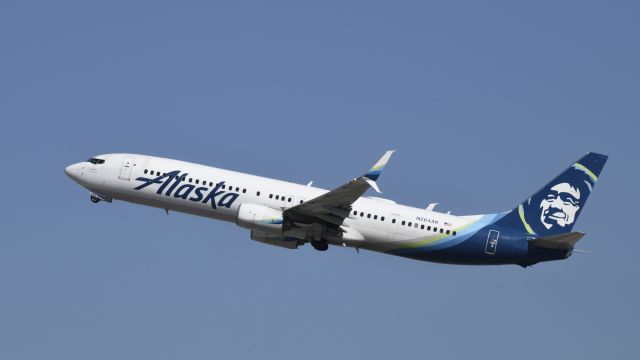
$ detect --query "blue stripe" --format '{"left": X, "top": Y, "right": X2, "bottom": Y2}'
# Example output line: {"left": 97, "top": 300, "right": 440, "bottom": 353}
{"left": 364, "top": 170, "right": 381, "bottom": 181}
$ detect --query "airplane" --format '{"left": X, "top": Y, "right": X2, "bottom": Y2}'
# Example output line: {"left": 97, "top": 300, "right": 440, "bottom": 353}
{"left": 65, "top": 151, "right": 607, "bottom": 267}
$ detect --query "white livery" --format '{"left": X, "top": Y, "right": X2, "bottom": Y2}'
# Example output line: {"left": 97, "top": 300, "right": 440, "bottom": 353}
{"left": 65, "top": 151, "right": 608, "bottom": 266}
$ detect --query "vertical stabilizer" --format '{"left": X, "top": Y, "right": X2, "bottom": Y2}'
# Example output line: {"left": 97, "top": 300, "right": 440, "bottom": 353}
{"left": 495, "top": 152, "right": 608, "bottom": 236}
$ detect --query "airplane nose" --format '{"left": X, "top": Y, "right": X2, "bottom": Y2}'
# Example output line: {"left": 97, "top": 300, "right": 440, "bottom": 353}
{"left": 64, "top": 163, "right": 81, "bottom": 181}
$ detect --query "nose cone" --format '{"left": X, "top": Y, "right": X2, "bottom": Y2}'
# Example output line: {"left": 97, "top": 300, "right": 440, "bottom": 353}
{"left": 64, "top": 163, "right": 82, "bottom": 182}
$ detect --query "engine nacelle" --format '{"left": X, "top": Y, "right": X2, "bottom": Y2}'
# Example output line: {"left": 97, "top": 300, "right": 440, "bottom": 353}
{"left": 250, "top": 231, "right": 299, "bottom": 249}
{"left": 236, "top": 203, "right": 284, "bottom": 233}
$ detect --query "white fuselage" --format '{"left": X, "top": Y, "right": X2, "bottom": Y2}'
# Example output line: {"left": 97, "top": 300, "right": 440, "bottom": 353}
{"left": 65, "top": 154, "right": 482, "bottom": 253}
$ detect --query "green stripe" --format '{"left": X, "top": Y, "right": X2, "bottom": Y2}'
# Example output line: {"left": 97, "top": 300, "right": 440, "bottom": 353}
{"left": 398, "top": 221, "right": 477, "bottom": 248}
{"left": 518, "top": 204, "right": 535, "bottom": 234}
{"left": 574, "top": 163, "right": 598, "bottom": 181}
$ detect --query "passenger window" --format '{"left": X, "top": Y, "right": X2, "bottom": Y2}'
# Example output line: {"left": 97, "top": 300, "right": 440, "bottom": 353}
{"left": 222, "top": 184, "right": 226, "bottom": 189}
{"left": 402, "top": 221, "right": 406, "bottom": 225}
{"left": 257, "top": 191, "right": 261, "bottom": 196}
{"left": 195, "top": 179, "right": 199, "bottom": 184}
{"left": 353, "top": 211, "right": 357, "bottom": 216}
{"left": 446, "top": 230, "right": 450, "bottom": 235}
{"left": 453, "top": 231, "right": 457, "bottom": 236}
{"left": 189, "top": 178, "right": 192, "bottom": 183}
{"left": 433, "top": 227, "right": 437, "bottom": 232}
{"left": 427, "top": 226, "right": 431, "bottom": 231}
{"left": 236, "top": 187, "right": 240, "bottom": 192}
{"left": 440, "top": 229, "right": 444, "bottom": 233}
{"left": 408, "top": 222, "right": 412, "bottom": 227}
{"left": 144, "top": 169, "right": 148, "bottom": 174}
{"left": 414, "top": 223, "right": 418, "bottom": 228}
{"left": 269, "top": 194, "right": 273, "bottom": 198}
{"left": 275, "top": 195, "right": 280, "bottom": 200}
{"left": 209, "top": 182, "right": 213, "bottom": 187}
{"left": 150, "top": 170, "right": 155, "bottom": 175}
{"left": 374, "top": 215, "right": 378, "bottom": 220}
{"left": 299, "top": 200, "right": 303, "bottom": 204}
{"left": 421, "top": 225, "right": 425, "bottom": 230}
{"left": 381, "top": 216, "right": 385, "bottom": 221}
{"left": 360, "top": 212, "right": 364, "bottom": 217}
{"left": 392, "top": 219, "right": 396, "bottom": 224}
{"left": 367, "top": 214, "right": 371, "bottom": 219}
{"left": 243, "top": 189, "right": 246, "bottom": 193}
{"left": 288, "top": 197, "right": 292, "bottom": 202}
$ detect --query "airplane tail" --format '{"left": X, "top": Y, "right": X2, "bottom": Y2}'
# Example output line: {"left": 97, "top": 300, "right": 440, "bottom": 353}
{"left": 494, "top": 152, "right": 608, "bottom": 236}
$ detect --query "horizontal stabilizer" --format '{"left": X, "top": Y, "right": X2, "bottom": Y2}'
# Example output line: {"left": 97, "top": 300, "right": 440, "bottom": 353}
{"left": 529, "top": 231, "right": 586, "bottom": 250}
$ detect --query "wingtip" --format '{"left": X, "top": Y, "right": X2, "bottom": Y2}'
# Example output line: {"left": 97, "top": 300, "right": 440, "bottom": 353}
{"left": 374, "top": 150, "right": 395, "bottom": 168}
{"left": 365, "top": 150, "right": 396, "bottom": 181}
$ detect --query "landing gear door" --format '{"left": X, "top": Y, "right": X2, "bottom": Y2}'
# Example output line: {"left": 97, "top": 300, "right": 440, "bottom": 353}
{"left": 118, "top": 156, "right": 135, "bottom": 180}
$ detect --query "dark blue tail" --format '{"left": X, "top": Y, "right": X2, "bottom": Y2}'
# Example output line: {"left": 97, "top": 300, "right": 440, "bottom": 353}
{"left": 495, "top": 152, "right": 608, "bottom": 236}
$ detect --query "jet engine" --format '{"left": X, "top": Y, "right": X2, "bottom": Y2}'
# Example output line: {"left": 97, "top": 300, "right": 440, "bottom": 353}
{"left": 236, "top": 203, "right": 284, "bottom": 233}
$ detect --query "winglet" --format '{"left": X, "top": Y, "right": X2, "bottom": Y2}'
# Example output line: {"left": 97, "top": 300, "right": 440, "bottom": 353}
{"left": 364, "top": 150, "right": 395, "bottom": 182}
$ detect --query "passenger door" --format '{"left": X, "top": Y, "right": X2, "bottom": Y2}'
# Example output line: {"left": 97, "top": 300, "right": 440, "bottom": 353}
{"left": 485, "top": 230, "right": 499, "bottom": 255}
{"left": 118, "top": 156, "right": 135, "bottom": 180}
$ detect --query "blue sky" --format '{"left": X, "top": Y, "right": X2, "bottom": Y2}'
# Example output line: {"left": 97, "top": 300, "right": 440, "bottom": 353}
{"left": 1, "top": 1, "right": 638, "bottom": 359}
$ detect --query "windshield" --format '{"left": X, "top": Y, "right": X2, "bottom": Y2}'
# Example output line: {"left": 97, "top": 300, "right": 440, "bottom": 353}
{"left": 87, "top": 158, "right": 105, "bottom": 165}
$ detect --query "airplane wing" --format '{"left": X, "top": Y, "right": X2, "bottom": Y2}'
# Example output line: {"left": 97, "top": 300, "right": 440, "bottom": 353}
{"left": 283, "top": 151, "right": 395, "bottom": 231}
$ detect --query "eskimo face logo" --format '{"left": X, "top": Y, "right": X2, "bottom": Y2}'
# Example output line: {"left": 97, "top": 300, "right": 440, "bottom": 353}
{"left": 539, "top": 182, "right": 581, "bottom": 229}
{"left": 133, "top": 170, "right": 239, "bottom": 209}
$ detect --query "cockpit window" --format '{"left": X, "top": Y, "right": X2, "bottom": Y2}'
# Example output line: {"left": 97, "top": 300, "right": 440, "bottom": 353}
{"left": 87, "top": 158, "right": 105, "bottom": 165}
